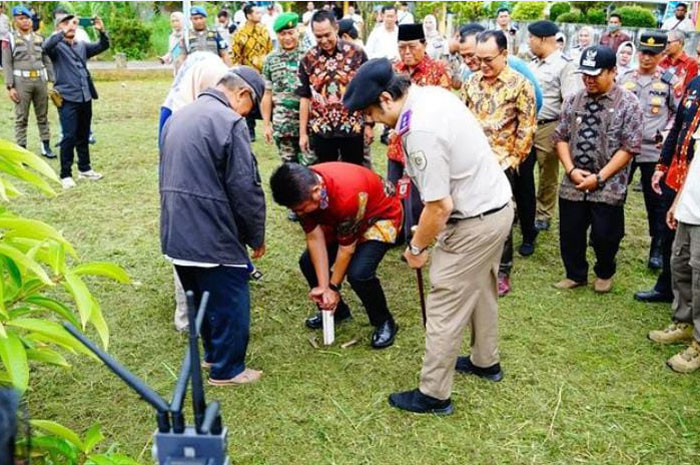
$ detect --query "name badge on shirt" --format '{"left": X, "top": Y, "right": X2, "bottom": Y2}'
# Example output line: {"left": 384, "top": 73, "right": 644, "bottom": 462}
{"left": 397, "top": 110, "right": 412, "bottom": 136}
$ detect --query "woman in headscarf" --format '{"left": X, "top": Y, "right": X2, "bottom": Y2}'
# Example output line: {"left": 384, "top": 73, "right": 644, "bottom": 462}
{"left": 159, "top": 12, "right": 185, "bottom": 75}
{"left": 616, "top": 40, "right": 636, "bottom": 81}
{"left": 158, "top": 52, "right": 230, "bottom": 332}
{"left": 423, "top": 14, "right": 446, "bottom": 60}
{"left": 569, "top": 26, "right": 594, "bottom": 64}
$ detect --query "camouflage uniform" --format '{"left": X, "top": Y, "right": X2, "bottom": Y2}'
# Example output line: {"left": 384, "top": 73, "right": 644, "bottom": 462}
{"left": 262, "top": 46, "right": 310, "bottom": 164}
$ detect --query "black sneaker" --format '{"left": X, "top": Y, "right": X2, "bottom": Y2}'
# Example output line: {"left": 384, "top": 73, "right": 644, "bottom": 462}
{"left": 455, "top": 356, "right": 503, "bottom": 382}
{"left": 518, "top": 241, "right": 535, "bottom": 257}
{"left": 388, "top": 388, "right": 454, "bottom": 415}
{"left": 305, "top": 306, "right": 352, "bottom": 329}
{"left": 534, "top": 219, "right": 550, "bottom": 232}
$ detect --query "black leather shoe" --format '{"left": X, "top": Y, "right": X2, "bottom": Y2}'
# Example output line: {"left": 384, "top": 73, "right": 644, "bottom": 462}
{"left": 388, "top": 388, "right": 453, "bottom": 415}
{"left": 305, "top": 307, "right": 352, "bottom": 329}
{"left": 41, "top": 141, "right": 56, "bottom": 159}
{"left": 455, "top": 356, "right": 503, "bottom": 382}
{"left": 535, "top": 219, "right": 550, "bottom": 231}
{"left": 648, "top": 241, "right": 663, "bottom": 270}
{"left": 371, "top": 318, "right": 397, "bottom": 349}
{"left": 287, "top": 211, "right": 299, "bottom": 222}
{"left": 518, "top": 241, "right": 536, "bottom": 257}
{"left": 634, "top": 289, "right": 673, "bottom": 303}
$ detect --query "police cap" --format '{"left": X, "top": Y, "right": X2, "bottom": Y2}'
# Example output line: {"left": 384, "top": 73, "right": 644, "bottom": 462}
{"left": 576, "top": 45, "right": 616, "bottom": 76}
{"left": 12, "top": 5, "right": 32, "bottom": 18}
{"left": 343, "top": 58, "right": 395, "bottom": 112}
{"left": 527, "top": 20, "right": 559, "bottom": 38}
{"left": 274, "top": 12, "right": 298, "bottom": 33}
{"left": 398, "top": 23, "right": 425, "bottom": 42}
{"left": 191, "top": 6, "right": 208, "bottom": 18}
{"left": 638, "top": 31, "right": 667, "bottom": 54}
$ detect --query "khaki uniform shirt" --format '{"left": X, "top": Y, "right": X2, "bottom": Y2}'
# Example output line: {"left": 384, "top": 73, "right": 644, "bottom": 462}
{"left": 1, "top": 30, "right": 54, "bottom": 87}
{"left": 529, "top": 50, "right": 578, "bottom": 121}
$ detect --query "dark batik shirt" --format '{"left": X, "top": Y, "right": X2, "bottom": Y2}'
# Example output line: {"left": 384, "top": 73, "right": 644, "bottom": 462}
{"left": 554, "top": 84, "right": 643, "bottom": 206}
{"left": 296, "top": 40, "right": 367, "bottom": 138}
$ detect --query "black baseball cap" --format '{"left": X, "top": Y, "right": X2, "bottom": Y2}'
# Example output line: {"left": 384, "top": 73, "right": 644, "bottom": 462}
{"left": 576, "top": 46, "right": 616, "bottom": 76}
{"left": 227, "top": 66, "right": 264, "bottom": 118}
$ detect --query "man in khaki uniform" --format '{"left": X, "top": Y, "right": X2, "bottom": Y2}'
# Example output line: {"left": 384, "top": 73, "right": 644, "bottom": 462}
{"left": 1, "top": 5, "right": 55, "bottom": 158}
{"left": 344, "top": 58, "right": 513, "bottom": 415}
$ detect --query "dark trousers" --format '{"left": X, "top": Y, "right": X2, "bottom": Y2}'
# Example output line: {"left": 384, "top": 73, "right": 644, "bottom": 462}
{"left": 58, "top": 100, "right": 92, "bottom": 178}
{"left": 299, "top": 240, "right": 393, "bottom": 326}
{"left": 175, "top": 265, "right": 250, "bottom": 380}
{"left": 513, "top": 150, "right": 538, "bottom": 244}
{"left": 311, "top": 134, "right": 364, "bottom": 165}
{"left": 559, "top": 198, "right": 625, "bottom": 282}
{"left": 245, "top": 114, "right": 256, "bottom": 139}
{"left": 633, "top": 162, "right": 666, "bottom": 240}
{"left": 655, "top": 181, "right": 677, "bottom": 297}
{"left": 387, "top": 159, "right": 423, "bottom": 245}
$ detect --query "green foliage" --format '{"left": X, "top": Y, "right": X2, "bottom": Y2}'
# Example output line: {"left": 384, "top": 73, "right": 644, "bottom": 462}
{"left": 511, "top": 1, "right": 546, "bottom": 21}
{"left": 556, "top": 11, "right": 586, "bottom": 24}
{"left": 586, "top": 8, "right": 607, "bottom": 25}
{"left": 150, "top": 13, "right": 173, "bottom": 56}
{"left": 570, "top": 1, "right": 605, "bottom": 15}
{"left": 415, "top": 1, "right": 486, "bottom": 23}
{"left": 614, "top": 5, "right": 657, "bottom": 28}
{"left": 549, "top": 2, "right": 571, "bottom": 22}
{"left": 486, "top": 1, "right": 514, "bottom": 17}
{"left": 17, "top": 421, "right": 141, "bottom": 465}
{"left": 109, "top": 17, "right": 152, "bottom": 60}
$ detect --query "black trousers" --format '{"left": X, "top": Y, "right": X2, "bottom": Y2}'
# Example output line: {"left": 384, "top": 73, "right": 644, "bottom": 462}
{"left": 512, "top": 150, "right": 538, "bottom": 244}
{"left": 559, "top": 198, "right": 625, "bottom": 282}
{"left": 387, "top": 159, "right": 423, "bottom": 245}
{"left": 654, "top": 181, "right": 677, "bottom": 297}
{"left": 311, "top": 134, "right": 364, "bottom": 165}
{"left": 632, "top": 161, "right": 666, "bottom": 240}
{"left": 299, "top": 240, "right": 393, "bottom": 327}
{"left": 58, "top": 100, "right": 92, "bottom": 178}
{"left": 245, "top": 114, "right": 256, "bottom": 139}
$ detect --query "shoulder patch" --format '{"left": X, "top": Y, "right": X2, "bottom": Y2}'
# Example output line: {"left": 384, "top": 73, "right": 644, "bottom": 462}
{"left": 397, "top": 109, "right": 412, "bottom": 136}
{"left": 623, "top": 81, "right": 636, "bottom": 90}
{"left": 408, "top": 150, "right": 427, "bottom": 171}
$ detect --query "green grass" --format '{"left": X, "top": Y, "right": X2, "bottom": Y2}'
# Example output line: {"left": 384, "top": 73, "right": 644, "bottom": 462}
{"left": 1, "top": 78, "right": 699, "bottom": 464}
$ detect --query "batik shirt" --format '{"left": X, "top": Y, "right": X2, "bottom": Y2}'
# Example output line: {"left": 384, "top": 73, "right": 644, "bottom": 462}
{"left": 554, "top": 84, "right": 643, "bottom": 206}
{"left": 388, "top": 55, "right": 451, "bottom": 164}
{"left": 263, "top": 46, "right": 304, "bottom": 139}
{"left": 230, "top": 22, "right": 273, "bottom": 72}
{"left": 462, "top": 65, "right": 537, "bottom": 170}
{"left": 300, "top": 162, "right": 402, "bottom": 245}
{"left": 296, "top": 40, "right": 368, "bottom": 138}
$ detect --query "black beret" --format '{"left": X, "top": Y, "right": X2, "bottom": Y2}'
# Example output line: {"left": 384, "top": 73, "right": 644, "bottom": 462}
{"left": 527, "top": 20, "right": 559, "bottom": 38}
{"left": 343, "top": 58, "right": 395, "bottom": 112}
{"left": 398, "top": 23, "right": 424, "bottom": 41}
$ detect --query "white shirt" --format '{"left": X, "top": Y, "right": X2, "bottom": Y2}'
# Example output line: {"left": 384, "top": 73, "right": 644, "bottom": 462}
{"left": 397, "top": 10, "right": 414, "bottom": 25}
{"left": 676, "top": 141, "right": 700, "bottom": 225}
{"left": 302, "top": 9, "right": 316, "bottom": 25}
{"left": 662, "top": 16, "right": 695, "bottom": 33}
{"left": 365, "top": 25, "right": 398, "bottom": 60}
{"left": 261, "top": 12, "right": 277, "bottom": 40}
{"left": 0, "top": 13, "right": 9, "bottom": 39}
{"left": 398, "top": 86, "right": 512, "bottom": 218}
{"left": 233, "top": 9, "right": 246, "bottom": 28}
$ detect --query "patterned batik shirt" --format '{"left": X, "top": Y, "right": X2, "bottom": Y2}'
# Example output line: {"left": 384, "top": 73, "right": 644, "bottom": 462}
{"left": 388, "top": 55, "right": 451, "bottom": 163}
{"left": 554, "top": 84, "right": 643, "bottom": 206}
{"left": 263, "top": 46, "right": 304, "bottom": 139}
{"left": 296, "top": 40, "right": 368, "bottom": 138}
{"left": 230, "top": 22, "right": 273, "bottom": 72}
{"left": 462, "top": 65, "right": 537, "bottom": 170}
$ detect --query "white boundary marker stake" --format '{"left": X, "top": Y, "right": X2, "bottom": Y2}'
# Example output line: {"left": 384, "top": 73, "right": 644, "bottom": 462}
{"left": 322, "top": 310, "right": 335, "bottom": 346}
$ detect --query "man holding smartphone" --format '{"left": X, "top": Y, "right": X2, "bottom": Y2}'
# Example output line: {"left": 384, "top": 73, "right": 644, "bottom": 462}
{"left": 44, "top": 12, "right": 109, "bottom": 189}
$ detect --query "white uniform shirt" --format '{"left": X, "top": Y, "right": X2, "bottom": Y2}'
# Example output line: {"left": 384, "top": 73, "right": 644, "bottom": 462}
{"left": 398, "top": 86, "right": 512, "bottom": 218}
{"left": 365, "top": 25, "right": 398, "bottom": 60}
{"left": 529, "top": 50, "right": 579, "bottom": 120}
{"left": 662, "top": 16, "right": 695, "bottom": 34}
{"left": 397, "top": 10, "right": 414, "bottom": 25}
{"left": 676, "top": 145, "right": 700, "bottom": 225}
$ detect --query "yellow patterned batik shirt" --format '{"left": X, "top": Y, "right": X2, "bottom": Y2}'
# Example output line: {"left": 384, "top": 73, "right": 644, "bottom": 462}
{"left": 230, "top": 22, "right": 273, "bottom": 72}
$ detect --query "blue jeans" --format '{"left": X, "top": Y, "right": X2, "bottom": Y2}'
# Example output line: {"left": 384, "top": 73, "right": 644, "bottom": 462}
{"left": 175, "top": 265, "right": 250, "bottom": 380}
{"left": 299, "top": 240, "right": 393, "bottom": 326}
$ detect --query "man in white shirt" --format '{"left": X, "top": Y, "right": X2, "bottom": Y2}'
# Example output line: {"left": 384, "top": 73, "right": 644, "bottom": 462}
{"left": 344, "top": 5, "right": 364, "bottom": 37}
{"left": 302, "top": 2, "right": 316, "bottom": 26}
{"left": 233, "top": 7, "right": 246, "bottom": 28}
{"left": 261, "top": 4, "right": 279, "bottom": 47}
{"left": 662, "top": 2, "right": 695, "bottom": 34}
{"left": 397, "top": 2, "right": 414, "bottom": 25}
{"left": 648, "top": 152, "right": 700, "bottom": 373}
{"left": 365, "top": 5, "right": 398, "bottom": 60}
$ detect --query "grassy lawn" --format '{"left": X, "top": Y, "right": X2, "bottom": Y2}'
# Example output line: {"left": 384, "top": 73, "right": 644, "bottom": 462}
{"left": 1, "top": 77, "right": 699, "bottom": 464}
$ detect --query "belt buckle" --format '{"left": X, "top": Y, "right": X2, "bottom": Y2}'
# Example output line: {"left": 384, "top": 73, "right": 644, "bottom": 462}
{"left": 28, "top": 70, "right": 38, "bottom": 79}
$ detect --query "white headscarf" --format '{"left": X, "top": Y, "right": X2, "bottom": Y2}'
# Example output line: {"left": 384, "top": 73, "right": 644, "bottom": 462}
{"left": 163, "top": 52, "right": 229, "bottom": 112}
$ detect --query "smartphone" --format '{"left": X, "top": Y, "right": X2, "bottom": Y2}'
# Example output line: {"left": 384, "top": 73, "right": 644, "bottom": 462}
{"left": 78, "top": 17, "right": 94, "bottom": 28}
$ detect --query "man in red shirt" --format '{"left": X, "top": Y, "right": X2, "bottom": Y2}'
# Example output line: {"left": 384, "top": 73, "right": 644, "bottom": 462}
{"left": 598, "top": 13, "right": 631, "bottom": 53}
{"left": 660, "top": 29, "right": 699, "bottom": 99}
{"left": 270, "top": 162, "right": 402, "bottom": 348}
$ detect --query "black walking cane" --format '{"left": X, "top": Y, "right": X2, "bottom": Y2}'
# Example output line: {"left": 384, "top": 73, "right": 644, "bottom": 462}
{"left": 410, "top": 224, "right": 427, "bottom": 328}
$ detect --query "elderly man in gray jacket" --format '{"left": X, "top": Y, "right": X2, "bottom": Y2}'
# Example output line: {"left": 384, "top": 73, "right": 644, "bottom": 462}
{"left": 160, "top": 66, "right": 266, "bottom": 386}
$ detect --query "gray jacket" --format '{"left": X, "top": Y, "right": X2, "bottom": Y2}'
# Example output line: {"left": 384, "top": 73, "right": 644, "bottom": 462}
{"left": 159, "top": 88, "right": 265, "bottom": 265}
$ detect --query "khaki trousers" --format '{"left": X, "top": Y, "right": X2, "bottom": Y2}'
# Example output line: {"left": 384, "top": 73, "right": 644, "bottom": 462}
{"left": 419, "top": 203, "right": 513, "bottom": 400}
{"left": 534, "top": 121, "right": 560, "bottom": 222}
{"left": 671, "top": 222, "right": 700, "bottom": 342}
{"left": 15, "top": 76, "right": 50, "bottom": 146}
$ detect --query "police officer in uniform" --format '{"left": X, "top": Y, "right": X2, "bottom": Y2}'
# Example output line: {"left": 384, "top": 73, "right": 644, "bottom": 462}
{"left": 620, "top": 32, "right": 677, "bottom": 270}
{"left": 1, "top": 5, "right": 55, "bottom": 158}
{"left": 179, "top": 6, "right": 231, "bottom": 66}
{"left": 527, "top": 21, "right": 578, "bottom": 232}
{"left": 344, "top": 59, "right": 513, "bottom": 415}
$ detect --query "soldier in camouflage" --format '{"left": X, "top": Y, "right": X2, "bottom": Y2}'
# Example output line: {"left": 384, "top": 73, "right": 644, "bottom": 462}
{"left": 262, "top": 13, "right": 309, "bottom": 165}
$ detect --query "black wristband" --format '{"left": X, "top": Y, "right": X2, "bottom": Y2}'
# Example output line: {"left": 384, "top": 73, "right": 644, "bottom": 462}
{"left": 567, "top": 167, "right": 577, "bottom": 177}
{"left": 329, "top": 283, "right": 341, "bottom": 293}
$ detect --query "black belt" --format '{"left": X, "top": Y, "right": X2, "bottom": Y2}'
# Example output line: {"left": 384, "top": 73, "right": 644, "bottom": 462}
{"left": 448, "top": 203, "right": 509, "bottom": 224}
{"left": 538, "top": 118, "right": 557, "bottom": 125}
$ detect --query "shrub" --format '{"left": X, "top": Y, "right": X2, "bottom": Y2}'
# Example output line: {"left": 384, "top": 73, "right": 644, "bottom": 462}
{"left": 614, "top": 6, "right": 657, "bottom": 28}
{"left": 556, "top": 11, "right": 585, "bottom": 24}
{"left": 586, "top": 8, "right": 607, "bottom": 25}
{"left": 549, "top": 2, "right": 571, "bottom": 22}
{"left": 511, "top": 1, "right": 546, "bottom": 20}
{"left": 109, "top": 17, "right": 152, "bottom": 60}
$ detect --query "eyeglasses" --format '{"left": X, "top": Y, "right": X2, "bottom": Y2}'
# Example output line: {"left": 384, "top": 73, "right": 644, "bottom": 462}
{"left": 475, "top": 52, "right": 504, "bottom": 65}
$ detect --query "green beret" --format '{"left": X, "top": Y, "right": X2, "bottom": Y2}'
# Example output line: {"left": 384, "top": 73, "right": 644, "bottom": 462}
{"left": 274, "top": 12, "right": 299, "bottom": 33}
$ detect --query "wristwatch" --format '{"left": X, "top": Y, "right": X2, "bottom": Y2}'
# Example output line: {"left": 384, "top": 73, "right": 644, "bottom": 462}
{"left": 408, "top": 243, "right": 426, "bottom": 256}
{"left": 595, "top": 173, "right": 606, "bottom": 188}
{"left": 329, "top": 282, "right": 341, "bottom": 293}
